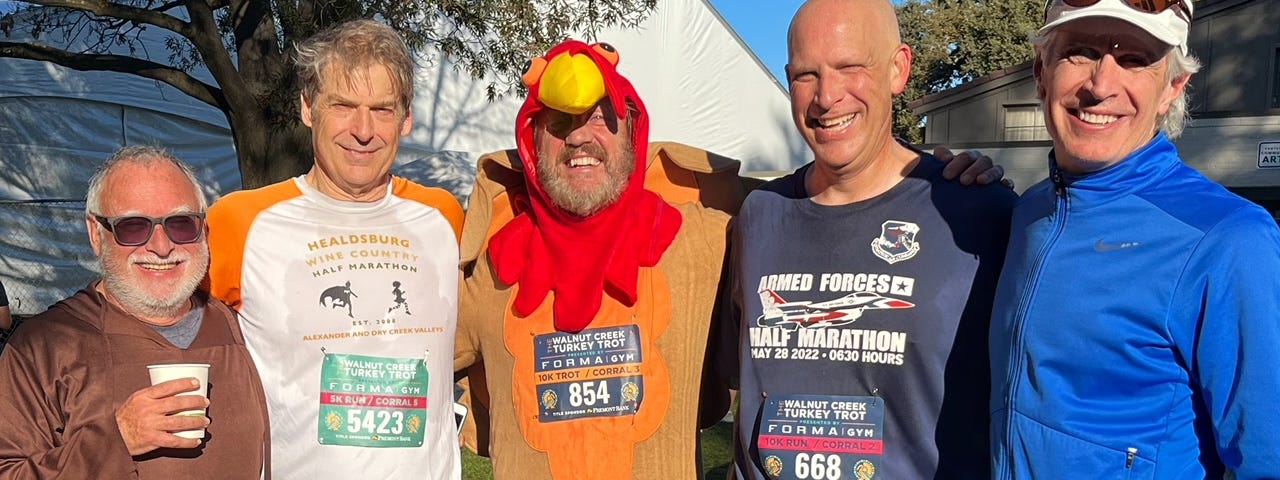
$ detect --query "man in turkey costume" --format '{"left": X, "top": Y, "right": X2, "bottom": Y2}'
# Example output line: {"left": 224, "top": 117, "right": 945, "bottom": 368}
{"left": 453, "top": 39, "right": 749, "bottom": 479}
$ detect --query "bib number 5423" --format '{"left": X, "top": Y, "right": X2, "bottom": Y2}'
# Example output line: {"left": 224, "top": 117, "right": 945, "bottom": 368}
{"left": 346, "top": 409, "right": 405, "bottom": 435}
{"left": 794, "top": 453, "right": 842, "bottom": 480}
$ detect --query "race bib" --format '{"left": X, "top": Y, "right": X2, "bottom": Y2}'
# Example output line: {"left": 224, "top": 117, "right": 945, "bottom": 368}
{"left": 533, "top": 325, "right": 644, "bottom": 422}
{"left": 317, "top": 353, "right": 428, "bottom": 447}
{"left": 757, "top": 394, "right": 884, "bottom": 480}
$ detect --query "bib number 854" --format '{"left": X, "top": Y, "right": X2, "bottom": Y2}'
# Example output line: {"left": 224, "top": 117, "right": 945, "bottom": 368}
{"left": 794, "top": 453, "right": 842, "bottom": 480}
{"left": 567, "top": 380, "right": 611, "bottom": 407}
{"left": 345, "top": 409, "right": 405, "bottom": 435}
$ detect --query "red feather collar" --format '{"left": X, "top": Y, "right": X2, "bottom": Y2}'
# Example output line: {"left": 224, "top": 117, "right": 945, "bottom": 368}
{"left": 488, "top": 40, "right": 682, "bottom": 333}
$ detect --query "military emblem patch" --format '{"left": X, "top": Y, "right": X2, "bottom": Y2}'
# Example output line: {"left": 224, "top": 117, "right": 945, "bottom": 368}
{"left": 871, "top": 220, "right": 920, "bottom": 264}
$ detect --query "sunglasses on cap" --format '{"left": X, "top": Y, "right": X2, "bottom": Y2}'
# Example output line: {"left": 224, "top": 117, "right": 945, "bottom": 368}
{"left": 1047, "top": 0, "right": 1192, "bottom": 22}
{"left": 94, "top": 213, "right": 206, "bottom": 247}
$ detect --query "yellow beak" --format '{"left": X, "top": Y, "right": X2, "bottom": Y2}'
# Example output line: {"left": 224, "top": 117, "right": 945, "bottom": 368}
{"left": 537, "top": 53, "right": 606, "bottom": 115}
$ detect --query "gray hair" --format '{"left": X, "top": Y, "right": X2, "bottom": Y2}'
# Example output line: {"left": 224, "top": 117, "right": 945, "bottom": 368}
{"left": 85, "top": 145, "right": 207, "bottom": 215}
{"left": 1031, "top": 30, "right": 1201, "bottom": 139}
{"left": 295, "top": 19, "right": 415, "bottom": 114}
{"left": 1160, "top": 47, "right": 1201, "bottom": 139}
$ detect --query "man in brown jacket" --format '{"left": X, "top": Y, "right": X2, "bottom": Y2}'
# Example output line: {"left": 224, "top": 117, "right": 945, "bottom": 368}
{"left": 453, "top": 40, "right": 748, "bottom": 480}
{"left": 0, "top": 146, "right": 269, "bottom": 479}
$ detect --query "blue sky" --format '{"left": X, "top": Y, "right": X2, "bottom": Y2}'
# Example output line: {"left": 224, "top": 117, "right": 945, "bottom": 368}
{"left": 708, "top": 1, "right": 918, "bottom": 86}
{"left": 707, "top": 0, "right": 804, "bottom": 86}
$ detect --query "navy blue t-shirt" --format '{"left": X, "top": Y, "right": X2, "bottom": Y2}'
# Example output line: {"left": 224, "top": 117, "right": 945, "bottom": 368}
{"left": 726, "top": 152, "right": 1015, "bottom": 480}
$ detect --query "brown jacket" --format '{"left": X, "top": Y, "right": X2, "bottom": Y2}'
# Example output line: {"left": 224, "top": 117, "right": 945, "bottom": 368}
{"left": 0, "top": 285, "right": 269, "bottom": 479}
{"left": 455, "top": 142, "right": 750, "bottom": 479}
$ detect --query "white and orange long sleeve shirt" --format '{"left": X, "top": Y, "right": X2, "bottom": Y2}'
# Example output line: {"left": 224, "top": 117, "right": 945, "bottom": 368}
{"left": 207, "top": 176, "right": 463, "bottom": 480}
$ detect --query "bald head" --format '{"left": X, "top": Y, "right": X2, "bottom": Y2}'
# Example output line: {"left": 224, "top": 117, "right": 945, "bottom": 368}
{"left": 789, "top": 0, "right": 902, "bottom": 62}
{"left": 784, "top": 0, "right": 913, "bottom": 198}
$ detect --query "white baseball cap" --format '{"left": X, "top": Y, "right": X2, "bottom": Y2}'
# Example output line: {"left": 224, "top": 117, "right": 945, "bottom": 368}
{"left": 1039, "top": 0, "right": 1193, "bottom": 54}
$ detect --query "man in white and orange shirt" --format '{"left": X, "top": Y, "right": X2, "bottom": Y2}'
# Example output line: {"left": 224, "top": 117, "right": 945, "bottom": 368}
{"left": 206, "top": 20, "right": 463, "bottom": 480}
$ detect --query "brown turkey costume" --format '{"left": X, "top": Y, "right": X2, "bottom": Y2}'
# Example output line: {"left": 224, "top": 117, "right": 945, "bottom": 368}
{"left": 454, "top": 39, "right": 750, "bottom": 479}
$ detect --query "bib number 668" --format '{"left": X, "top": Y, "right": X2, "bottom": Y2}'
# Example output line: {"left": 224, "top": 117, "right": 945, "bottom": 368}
{"left": 794, "top": 453, "right": 842, "bottom": 480}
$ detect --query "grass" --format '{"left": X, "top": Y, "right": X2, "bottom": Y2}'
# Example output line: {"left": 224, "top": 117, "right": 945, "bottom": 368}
{"left": 702, "top": 421, "right": 735, "bottom": 479}
{"left": 462, "top": 421, "right": 735, "bottom": 479}
{"left": 461, "top": 447, "right": 492, "bottom": 479}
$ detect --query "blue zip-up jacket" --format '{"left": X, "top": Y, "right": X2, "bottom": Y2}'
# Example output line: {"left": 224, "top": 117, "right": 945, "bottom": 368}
{"left": 990, "top": 133, "right": 1280, "bottom": 479}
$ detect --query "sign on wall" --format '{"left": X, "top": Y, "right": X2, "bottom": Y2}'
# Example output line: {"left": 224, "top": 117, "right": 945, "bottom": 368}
{"left": 1260, "top": 142, "right": 1280, "bottom": 169}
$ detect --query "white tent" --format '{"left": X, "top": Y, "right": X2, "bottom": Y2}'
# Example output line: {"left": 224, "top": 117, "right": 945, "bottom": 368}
{"left": 402, "top": 0, "right": 808, "bottom": 173}
{"left": 0, "top": 0, "right": 808, "bottom": 315}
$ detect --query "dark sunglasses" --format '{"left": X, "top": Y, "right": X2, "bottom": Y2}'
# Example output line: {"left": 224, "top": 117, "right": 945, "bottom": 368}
{"left": 94, "top": 213, "right": 206, "bottom": 247}
{"left": 1048, "top": 0, "right": 1192, "bottom": 23}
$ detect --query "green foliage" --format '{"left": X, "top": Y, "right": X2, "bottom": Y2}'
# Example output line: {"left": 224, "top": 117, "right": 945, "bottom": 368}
{"left": 895, "top": 0, "right": 1041, "bottom": 142}
{"left": 377, "top": 0, "right": 657, "bottom": 99}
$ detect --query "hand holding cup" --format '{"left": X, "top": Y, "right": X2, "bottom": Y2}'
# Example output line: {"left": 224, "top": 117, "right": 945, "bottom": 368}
{"left": 115, "top": 364, "right": 211, "bottom": 456}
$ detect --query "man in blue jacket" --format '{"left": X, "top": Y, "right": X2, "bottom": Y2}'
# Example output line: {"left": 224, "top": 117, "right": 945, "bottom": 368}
{"left": 990, "top": 0, "right": 1280, "bottom": 478}
{"left": 725, "top": 0, "right": 1016, "bottom": 478}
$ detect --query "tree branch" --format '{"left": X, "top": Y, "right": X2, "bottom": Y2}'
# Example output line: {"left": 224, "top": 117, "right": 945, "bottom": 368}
{"left": 26, "top": 0, "right": 191, "bottom": 36}
{"left": 0, "top": 41, "right": 226, "bottom": 109}
{"left": 155, "top": 0, "right": 190, "bottom": 14}
{"left": 182, "top": 0, "right": 254, "bottom": 115}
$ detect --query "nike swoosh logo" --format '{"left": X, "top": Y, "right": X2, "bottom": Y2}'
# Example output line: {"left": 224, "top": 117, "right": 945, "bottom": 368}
{"left": 1094, "top": 239, "right": 1141, "bottom": 252}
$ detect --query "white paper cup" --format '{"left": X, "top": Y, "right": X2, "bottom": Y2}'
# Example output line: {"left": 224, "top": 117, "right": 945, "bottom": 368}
{"left": 147, "top": 363, "right": 210, "bottom": 439}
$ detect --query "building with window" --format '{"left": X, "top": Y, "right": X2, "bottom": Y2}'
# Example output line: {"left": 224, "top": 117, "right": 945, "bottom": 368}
{"left": 910, "top": 0, "right": 1280, "bottom": 218}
